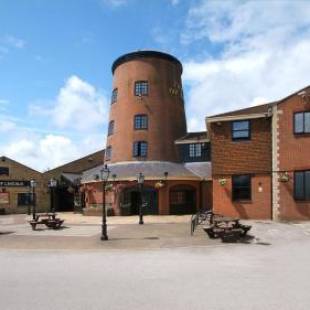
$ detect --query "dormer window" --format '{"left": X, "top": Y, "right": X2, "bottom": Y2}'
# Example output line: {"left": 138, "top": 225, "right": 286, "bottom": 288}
{"left": 189, "top": 144, "right": 202, "bottom": 158}
{"left": 134, "top": 81, "right": 148, "bottom": 96}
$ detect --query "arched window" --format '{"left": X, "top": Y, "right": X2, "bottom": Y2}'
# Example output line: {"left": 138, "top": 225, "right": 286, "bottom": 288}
{"left": 134, "top": 81, "right": 148, "bottom": 96}
{"left": 134, "top": 114, "right": 148, "bottom": 130}
{"left": 108, "top": 120, "right": 114, "bottom": 136}
{"left": 133, "top": 141, "right": 148, "bottom": 158}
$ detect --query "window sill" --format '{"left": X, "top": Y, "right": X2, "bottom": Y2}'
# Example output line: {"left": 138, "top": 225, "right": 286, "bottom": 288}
{"left": 232, "top": 200, "right": 253, "bottom": 204}
{"left": 294, "top": 133, "right": 310, "bottom": 137}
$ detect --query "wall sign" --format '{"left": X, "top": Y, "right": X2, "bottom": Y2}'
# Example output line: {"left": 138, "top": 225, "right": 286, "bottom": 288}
{"left": 0, "top": 192, "right": 9, "bottom": 204}
{"left": 0, "top": 180, "right": 30, "bottom": 187}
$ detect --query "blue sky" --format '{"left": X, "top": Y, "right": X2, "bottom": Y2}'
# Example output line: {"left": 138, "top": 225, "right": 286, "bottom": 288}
{"left": 1, "top": 0, "right": 310, "bottom": 171}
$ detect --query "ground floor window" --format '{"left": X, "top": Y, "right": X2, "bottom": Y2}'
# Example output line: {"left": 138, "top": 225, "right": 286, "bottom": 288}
{"left": 17, "top": 193, "right": 34, "bottom": 206}
{"left": 232, "top": 175, "right": 251, "bottom": 201}
{"left": 294, "top": 170, "right": 310, "bottom": 201}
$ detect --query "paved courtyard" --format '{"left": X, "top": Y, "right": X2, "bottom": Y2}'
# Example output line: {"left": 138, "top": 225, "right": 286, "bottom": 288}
{"left": 1, "top": 213, "right": 310, "bottom": 309}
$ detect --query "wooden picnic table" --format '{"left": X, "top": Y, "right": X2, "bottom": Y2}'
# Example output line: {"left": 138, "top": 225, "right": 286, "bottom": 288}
{"left": 29, "top": 213, "right": 64, "bottom": 230}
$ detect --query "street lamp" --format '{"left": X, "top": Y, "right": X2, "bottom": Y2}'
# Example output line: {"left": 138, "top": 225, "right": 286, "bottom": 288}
{"left": 30, "top": 179, "right": 37, "bottom": 221}
{"left": 48, "top": 178, "right": 57, "bottom": 213}
{"left": 100, "top": 165, "right": 110, "bottom": 241}
{"left": 137, "top": 172, "right": 145, "bottom": 225}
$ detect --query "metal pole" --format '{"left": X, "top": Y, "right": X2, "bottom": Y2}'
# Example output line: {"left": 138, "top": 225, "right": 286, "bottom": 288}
{"left": 32, "top": 186, "right": 36, "bottom": 220}
{"left": 101, "top": 179, "right": 108, "bottom": 240}
{"left": 50, "top": 186, "right": 53, "bottom": 213}
{"left": 139, "top": 182, "right": 144, "bottom": 225}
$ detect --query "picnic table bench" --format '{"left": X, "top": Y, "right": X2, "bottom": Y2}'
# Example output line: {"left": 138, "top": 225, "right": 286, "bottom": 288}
{"left": 191, "top": 209, "right": 251, "bottom": 242}
{"left": 29, "top": 213, "right": 64, "bottom": 230}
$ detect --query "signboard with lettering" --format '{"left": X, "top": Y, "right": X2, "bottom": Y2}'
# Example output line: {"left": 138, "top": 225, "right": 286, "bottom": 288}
{"left": 0, "top": 192, "right": 9, "bottom": 204}
{"left": 0, "top": 180, "right": 30, "bottom": 187}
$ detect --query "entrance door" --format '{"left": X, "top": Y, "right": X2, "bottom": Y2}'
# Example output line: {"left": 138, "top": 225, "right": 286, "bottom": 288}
{"left": 120, "top": 187, "right": 158, "bottom": 215}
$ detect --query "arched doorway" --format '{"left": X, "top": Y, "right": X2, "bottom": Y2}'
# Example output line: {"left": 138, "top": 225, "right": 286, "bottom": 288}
{"left": 120, "top": 186, "right": 158, "bottom": 216}
{"left": 169, "top": 185, "right": 196, "bottom": 215}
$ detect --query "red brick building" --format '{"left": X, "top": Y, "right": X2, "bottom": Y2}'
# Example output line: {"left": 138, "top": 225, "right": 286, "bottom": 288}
{"left": 207, "top": 86, "right": 310, "bottom": 220}
{"left": 81, "top": 51, "right": 212, "bottom": 216}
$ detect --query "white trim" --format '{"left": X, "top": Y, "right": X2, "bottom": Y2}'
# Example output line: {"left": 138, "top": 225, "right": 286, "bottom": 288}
{"left": 175, "top": 139, "right": 209, "bottom": 144}
{"left": 272, "top": 105, "right": 280, "bottom": 221}
{"left": 206, "top": 112, "right": 270, "bottom": 123}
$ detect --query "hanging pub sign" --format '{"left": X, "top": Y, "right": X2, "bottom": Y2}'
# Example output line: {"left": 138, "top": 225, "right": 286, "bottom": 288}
{"left": 0, "top": 180, "right": 30, "bottom": 187}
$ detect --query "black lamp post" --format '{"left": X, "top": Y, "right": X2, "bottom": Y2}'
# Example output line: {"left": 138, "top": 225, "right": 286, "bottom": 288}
{"left": 137, "top": 172, "right": 145, "bottom": 225}
{"left": 30, "top": 179, "right": 37, "bottom": 220}
{"left": 48, "top": 178, "right": 57, "bottom": 213}
{"left": 100, "top": 165, "right": 110, "bottom": 241}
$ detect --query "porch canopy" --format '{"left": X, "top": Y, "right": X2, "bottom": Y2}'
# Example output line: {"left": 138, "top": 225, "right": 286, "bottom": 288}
{"left": 81, "top": 161, "right": 211, "bottom": 183}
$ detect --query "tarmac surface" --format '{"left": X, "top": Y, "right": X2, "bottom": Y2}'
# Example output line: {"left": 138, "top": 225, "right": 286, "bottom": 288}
{"left": 1, "top": 213, "right": 310, "bottom": 309}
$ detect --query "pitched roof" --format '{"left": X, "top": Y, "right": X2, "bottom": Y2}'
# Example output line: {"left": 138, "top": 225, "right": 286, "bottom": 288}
{"left": 207, "top": 85, "right": 310, "bottom": 121}
{"left": 208, "top": 102, "right": 274, "bottom": 119}
{"left": 81, "top": 161, "right": 212, "bottom": 183}
{"left": 175, "top": 131, "right": 209, "bottom": 144}
{"left": 0, "top": 156, "right": 41, "bottom": 174}
{"left": 43, "top": 149, "right": 104, "bottom": 176}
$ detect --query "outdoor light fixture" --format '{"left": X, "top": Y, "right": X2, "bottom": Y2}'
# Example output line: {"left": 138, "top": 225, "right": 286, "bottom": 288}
{"left": 48, "top": 178, "right": 57, "bottom": 213}
{"left": 137, "top": 172, "right": 145, "bottom": 225}
{"left": 100, "top": 165, "right": 110, "bottom": 240}
{"left": 30, "top": 179, "right": 37, "bottom": 221}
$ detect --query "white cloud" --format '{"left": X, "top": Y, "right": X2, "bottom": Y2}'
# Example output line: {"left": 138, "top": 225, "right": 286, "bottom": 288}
{"left": 101, "top": 0, "right": 127, "bottom": 7}
{"left": 0, "top": 99, "right": 9, "bottom": 111}
{"left": 2, "top": 35, "right": 26, "bottom": 49}
{"left": 170, "top": 0, "right": 179, "bottom": 6}
{"left": 182, "top": 0, "right": 310, "bottom": 131}
{"left": 0, "top": 120, "right": 16, "bottom": 132}
{"left": 0, "top": 76, "right": 107, "bottom": 171}
{"left": 30, "top": 75, "right": 108, "bottom": 131}
{"left": 2, "top": 135, "right": 80, "bottom": 171}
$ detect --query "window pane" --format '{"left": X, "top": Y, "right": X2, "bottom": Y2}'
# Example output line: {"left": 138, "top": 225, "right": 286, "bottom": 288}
{"left": 18, "top": 193, "right": 33, "bottom": 206}
{"left": 295, "top": 172, "right": 304, "bottom": 200}
{"left": 140, "top": 142, "right": 148, "bottom": 157}
{"left": 294, "top": 113, "right": 304, "bottom": 133}
{"left": 233, "top": 121, "right": 249, "bottom": 130}
{"left": 135, "top": 81, "right": 148, "bottom": 96}
{"left": 111, "top": 88, "right": 117, "bottom": 103}
{"left": 305, "top": 171, "right": 310, "bottom": 200}
{"left": 189, "top": 144, "right": 195, "bottom": 157}
{"left": 232, "top": 175, "right": 251, "bottom": 201}
{"left": 233, "top": 175, "right": 250, "bottom": 186}
{"left": 305, "top": 112, "right": 310, "bottom": 133}
{"left": 133, "top": 142, "right": 138, "bottom": 157}
{"left": 108, "top": 121, "right": 114, "bottom": 135}
{"left": 141, "top": 116, "right": 147, "bottom": 128}
{"left": 233, "top": 130, "right": 249, "bottom": 139}
{"left": 195, "top": 144, "right": 202, "bottom": 157}
{"left": 105, "top": 147, "right": 112, "bottom": 160}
